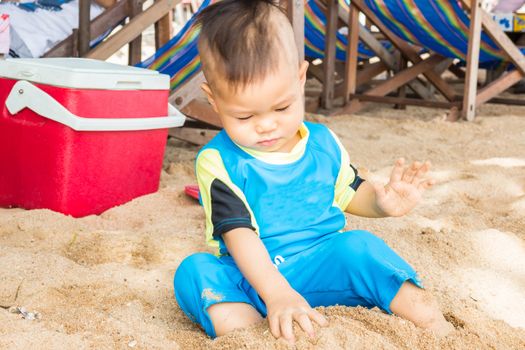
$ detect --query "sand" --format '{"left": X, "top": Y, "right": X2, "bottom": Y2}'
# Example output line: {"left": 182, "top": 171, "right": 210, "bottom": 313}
{"left": 1, "top": 100, "right": 525, "bottom": 349}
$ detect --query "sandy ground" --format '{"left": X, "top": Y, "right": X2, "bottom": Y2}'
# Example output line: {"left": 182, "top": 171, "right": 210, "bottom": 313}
{"left": 1, "top": 97, "right": 524, "bottom": 349}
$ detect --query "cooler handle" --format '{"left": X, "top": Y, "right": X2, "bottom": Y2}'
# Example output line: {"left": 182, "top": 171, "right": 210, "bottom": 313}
{"left": 5, "top": 80, "right": 185, "bottom": 131}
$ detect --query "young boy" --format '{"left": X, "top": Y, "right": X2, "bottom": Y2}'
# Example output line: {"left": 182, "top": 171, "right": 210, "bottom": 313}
{"left": 174, "top": 0, "right": 453, "bottom": 342}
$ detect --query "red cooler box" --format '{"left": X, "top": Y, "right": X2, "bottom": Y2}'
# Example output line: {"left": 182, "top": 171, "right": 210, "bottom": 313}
{"left": 0, "top": 58, "right": 185, "bottom": 217}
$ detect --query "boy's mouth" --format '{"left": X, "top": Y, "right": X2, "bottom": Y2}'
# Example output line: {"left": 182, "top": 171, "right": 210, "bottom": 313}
{"left": 257, "top": 138, "right": 279, "bottom": 147}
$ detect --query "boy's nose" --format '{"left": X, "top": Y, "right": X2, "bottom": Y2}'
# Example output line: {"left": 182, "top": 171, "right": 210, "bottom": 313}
{"left": 255, "top": 117, "right": 277, "bottom": 134}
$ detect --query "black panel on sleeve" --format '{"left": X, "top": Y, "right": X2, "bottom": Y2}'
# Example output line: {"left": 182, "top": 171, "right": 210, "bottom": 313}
{"left": 349, "top": 164, "right": 365, "bottom": 191}
{"left": 210, "top": 178, "right": 255, "bottom": 238}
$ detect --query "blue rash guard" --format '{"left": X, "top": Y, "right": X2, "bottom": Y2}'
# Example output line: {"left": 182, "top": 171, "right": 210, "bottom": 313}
{"left": 195, "top": 122, "right": 361, "bottom": 260}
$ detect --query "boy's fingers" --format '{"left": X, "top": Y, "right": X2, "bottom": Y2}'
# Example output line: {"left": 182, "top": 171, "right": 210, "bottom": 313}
{"left": 412, "top": 161, "right": 431, "bottom": 184}
{"left": 402, "top": 161, "right": 420, "bottom": 183}
{"left": 294, "top": 311, "right": 315, "bottom": 337}
{"left": 417, "top": 179, "right": 435, "bottom": 191}
{"left": 279, "top": 314, "right": 295, "bottom": 343}
{"left": 268, "top": 316, "right": 281, "bottom": 339}
{"left": 308, "top": 309, "right": 328, "bottom": 327}
{"left": 390, "top": 158, "right": 405, "bottom": 183}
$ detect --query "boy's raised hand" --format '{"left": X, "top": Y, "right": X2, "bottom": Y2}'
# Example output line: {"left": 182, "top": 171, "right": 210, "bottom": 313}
{"left": 265, "top": 288, "right": 328, "bottom": 344}
{"left": 371, "top": 158, "right": 435, "bottom": 217}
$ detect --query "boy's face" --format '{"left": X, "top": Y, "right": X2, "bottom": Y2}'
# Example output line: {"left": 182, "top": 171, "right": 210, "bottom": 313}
{"left": 203, "top": 60, "right": 309, "bottom": 153}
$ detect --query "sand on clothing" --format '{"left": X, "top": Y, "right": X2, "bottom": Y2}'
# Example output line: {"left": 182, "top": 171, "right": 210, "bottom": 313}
{"left": 1, "top": 100, "right": 525, "bottom": 349}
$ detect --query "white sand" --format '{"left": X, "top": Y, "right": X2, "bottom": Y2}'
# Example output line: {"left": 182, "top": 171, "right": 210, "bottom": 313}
{"left": 1, "top": 95, "right": 525, "bottom": 349}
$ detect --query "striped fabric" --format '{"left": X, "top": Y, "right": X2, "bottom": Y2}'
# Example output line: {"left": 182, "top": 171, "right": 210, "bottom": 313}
{"left": 138, "top": 0, "right": 390, "bottom": 92}
{"left": 136, "top": 0, "right": 210, "bottom": 91}
{"left": 363, "top": 0, "right": 507, "bottom": 63}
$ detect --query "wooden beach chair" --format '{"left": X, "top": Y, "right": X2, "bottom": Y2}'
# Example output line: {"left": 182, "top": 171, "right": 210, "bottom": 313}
{"left": 337, "top": 0, "right": 525, "bottom": 121}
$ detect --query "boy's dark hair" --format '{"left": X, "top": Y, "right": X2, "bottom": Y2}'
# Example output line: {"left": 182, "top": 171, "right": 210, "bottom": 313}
{"left": 196, "top": 0, "right": 294, "bottom": 91}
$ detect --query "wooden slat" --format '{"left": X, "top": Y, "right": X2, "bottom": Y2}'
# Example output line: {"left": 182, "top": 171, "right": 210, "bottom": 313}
{"left": 155, "top": 0, "right": 172, "bottom": 50}
{"left": 322, "top": 0, "right": 338, "bottom": 109}
{"left": 476, "top": 70, "right": 523, "bottom": 106}
{"left": 395, "top": 53, "right": 407, "bottom": 109}
{"left": 351, "top": 94, "right": 460, "bottom": 109}
{"left": 334, "top": 54, "right": 446, "bottom": 115}
{"left": 181, "top": 99, "right": 222, "bottom": 128}
{"left": 86, "top": 0, "right": 181, "bottom": 60}
{"left": 365, "top": 54, "right": 446, "bottom": 97}
{"left": 287, "top": 0, "right": 305, "bottom": 62}
{"left": 128, "top": 0, "right": 143, "bottom": 65}
{"left": 169, "top": 72, "right": 206, "bottom": 109}
{"left": 343, "top": 1, "right": 360, "bottom": 102}
{"left": 462, "top": 0, "right": 483, "bottom": 121}
{"left": 486, "top": 97, "right": 525, "bottom": 106}
{"left": 78, "top": 0, "right": 91, "bottom": 56}
{"left": 169, "top": 127, "right": 219, "bottom": 146}
{"left": 356, "top": 61, "right": 388, "bottom": 84}
{"left": 168, "top": 71, "right": 222, "bottom": 128}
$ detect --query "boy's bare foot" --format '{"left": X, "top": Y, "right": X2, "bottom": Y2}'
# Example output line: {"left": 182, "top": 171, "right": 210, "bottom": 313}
{"left": 432, "top": 319, "right": 455, "bottom": 338}
{"left": 390, "top": 281, "right": 454, "bottom": 337}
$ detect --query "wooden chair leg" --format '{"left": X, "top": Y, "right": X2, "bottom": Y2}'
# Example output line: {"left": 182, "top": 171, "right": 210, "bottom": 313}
{"left": 343, "top": 0, "right": 360, "bottom": 104}
{"left": 286, "top": 0, "right": 305, "bottom": 62}
{"left": 128, "top": 0, "right": 143, "bottom": 66}
{"left": 78, "top": 0, "right": 91, "bottom": 56}
{"left": 395, "top": 54, "right": 407, "bottom": 110}
{"left": 462, "top": 0, "right": 482, "bottom": 121}
{"left": 322, "top": 0, "right": 338, "bottom": 109}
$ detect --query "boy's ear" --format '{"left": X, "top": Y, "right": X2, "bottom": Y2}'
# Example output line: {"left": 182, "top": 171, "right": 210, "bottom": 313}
{"left": 298, "top": 60, "right": 309, "bottom": 89}
{"left": 201, "top": 82, "right": 219, "bottom": 114}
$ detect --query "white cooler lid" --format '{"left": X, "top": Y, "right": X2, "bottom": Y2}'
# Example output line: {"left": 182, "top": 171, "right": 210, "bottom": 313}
{"left": 0, "top": 58, "right": 170, "bottom": 90}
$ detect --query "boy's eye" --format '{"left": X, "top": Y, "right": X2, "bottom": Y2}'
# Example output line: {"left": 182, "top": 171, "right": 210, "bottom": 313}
{"left": 237, "top": 115, "right": 253, "bottom": 120}
{"left": 276, "top": 105, "right": 290, "bottom": 112}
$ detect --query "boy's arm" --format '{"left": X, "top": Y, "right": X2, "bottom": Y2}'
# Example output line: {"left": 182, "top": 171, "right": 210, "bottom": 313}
{"left": 223, "top": 227, "right": 327, "bottom": 343}
{"left": 345, "top": 180, "right": 387, "bottom": 218}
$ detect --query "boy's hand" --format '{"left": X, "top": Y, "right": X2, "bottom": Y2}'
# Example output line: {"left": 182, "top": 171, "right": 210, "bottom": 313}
{"left": 265, "top": 288, "right": 328, "bottom": 344}
{"left": 372, "top": 158, "right": 435, "bottom": 217}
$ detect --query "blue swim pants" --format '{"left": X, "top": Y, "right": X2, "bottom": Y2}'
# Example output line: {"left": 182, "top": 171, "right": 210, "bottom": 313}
{"left": 174, "top": 230, "right": 422, "bottom": 337}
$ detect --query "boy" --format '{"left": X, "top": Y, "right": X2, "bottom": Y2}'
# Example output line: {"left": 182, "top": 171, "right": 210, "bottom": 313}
{"left": 175, "top": 0, "right": 453, "bottom": 343}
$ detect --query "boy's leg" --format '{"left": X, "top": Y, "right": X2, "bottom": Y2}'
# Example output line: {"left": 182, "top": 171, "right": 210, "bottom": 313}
{"left": 390, "top": 281, "right": 454, "bottom": 337}
{"left": 174, "top": 253, "right": 264, "bottom": 337}
{"left": 278, "top": 230, "right": 453, "bottom": 336}
{"left": 207, "top": 302, "right": 263, "bottom": 336}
